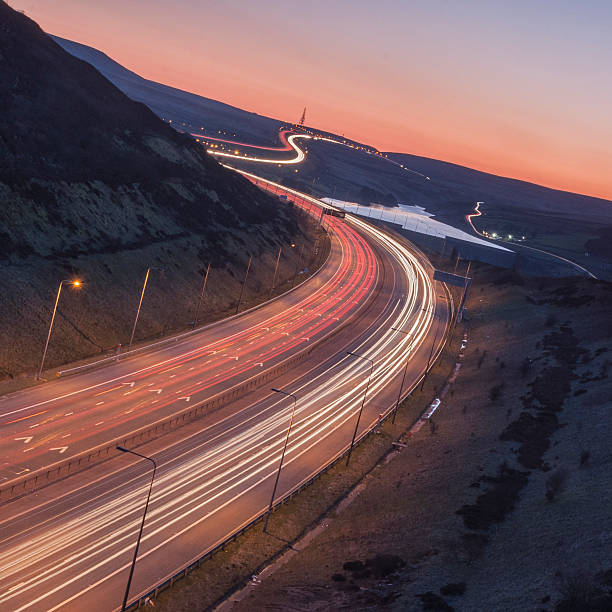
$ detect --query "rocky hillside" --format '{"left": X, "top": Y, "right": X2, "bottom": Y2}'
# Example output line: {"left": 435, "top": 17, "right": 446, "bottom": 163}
{"left": 0, "top": 1, "right": 310, "bottom": 379}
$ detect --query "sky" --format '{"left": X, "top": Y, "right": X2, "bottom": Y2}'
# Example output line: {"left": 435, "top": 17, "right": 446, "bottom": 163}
{"left": 12, "top": 0, "right": 612, "bottom": 200}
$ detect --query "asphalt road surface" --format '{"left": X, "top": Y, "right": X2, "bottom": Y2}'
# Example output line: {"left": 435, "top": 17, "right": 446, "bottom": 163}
{"left": 0, "top": 183, "right": 450, "bottom": 611}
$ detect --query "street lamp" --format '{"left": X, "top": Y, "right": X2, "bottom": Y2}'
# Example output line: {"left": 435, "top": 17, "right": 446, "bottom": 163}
{"left": 291, "top": 243, "right": 305, "bottom": 288}
{"left": 269, "top": 247, "right": 282, "bottom": 300}
{"left": 264, "top": 388, "right": 297, "bottom": 533}
{"left": 116, "top": 446, "right": 157, "bottom": 612}
{"left": 345, "top": 351, "right": 374, "bottom": 466}
{"left": 37, "top": 279, "right": 82, "bottom": 380}
{"left": 235, "top": 255, "right": 253, "bottom": 315}
{"left": 421, "top": 305, "right": 439, "bottom": 392}
{"left": 128, "top": 267, "right": 164, "bottom": 352}
{"left": 390, "top": 327, "right": 413, "bottom": 424}
{"left": 192, "top": 262, "right": 211, "bottom": 329}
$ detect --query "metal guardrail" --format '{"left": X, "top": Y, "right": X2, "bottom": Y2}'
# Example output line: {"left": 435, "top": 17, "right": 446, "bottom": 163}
{"left": 0, "top": 224, "right": 375, "bottom": 505}
{"left": 123, "top": 254, "right": 457, "bottom": 611}
{"left": 56, "top": 211, "right": 333, "bottom": 379}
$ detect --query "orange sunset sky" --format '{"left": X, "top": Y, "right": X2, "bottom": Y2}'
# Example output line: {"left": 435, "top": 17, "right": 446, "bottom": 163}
{"left": 13, "top": 0, "right": 612, "bottom": 201}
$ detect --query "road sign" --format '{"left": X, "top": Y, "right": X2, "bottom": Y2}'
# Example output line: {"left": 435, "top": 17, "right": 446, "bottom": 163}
{"left": 433, "top": 269, "right": 469, "bottom": 288}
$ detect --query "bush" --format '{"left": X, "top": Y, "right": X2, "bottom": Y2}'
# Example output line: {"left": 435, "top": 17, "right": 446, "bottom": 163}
{"left": 489, "top": 384, "right": 504, "bottom": 402}
{"left": 545, "top": 313, "right": 558, "bottom": 327}
{"left": 546, "top": 467, "right": 569, "bottom": 502}
{"left": 579, "top": 450, "right": 590, "bottom": 468}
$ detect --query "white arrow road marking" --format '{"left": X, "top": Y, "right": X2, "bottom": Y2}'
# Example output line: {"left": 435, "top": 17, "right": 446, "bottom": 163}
{"left": 148, "top": 389, "right": 162, "bottom": 394}
{"left": 120, "top": 382, "right": 135, "bottom": 388}
{"left": 178, "top": 396, "right": 191, "bottom": 402}
{"left": 256, "top": 363, "right": 264, "bottom": 367}
{"left": 50, "top": 446, "right": 68, "bottom": 454}
{"left": 64, "top": 412, "right": 73, "bottom": 416}
{"left": 232, "top": 356, "right": 239, "bottom": 361}
{"left": 14, "top": 437, "right": 33, "bottom": 444}
{"left": 300, "top": 337, "right": 310, "bottom": 341}
{"left": 95, "top": 401, "right": 104, "bottom": 406}
{"left": 262, "top": 327, "right": 269, "bottom": 331}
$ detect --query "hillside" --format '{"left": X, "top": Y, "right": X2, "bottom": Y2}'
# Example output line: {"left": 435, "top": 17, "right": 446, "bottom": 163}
{"left": 52, "top": 35, "right": 282, "bottom": 146}
{"left": 0, "top": 1, "right": 310, "bottom": 379}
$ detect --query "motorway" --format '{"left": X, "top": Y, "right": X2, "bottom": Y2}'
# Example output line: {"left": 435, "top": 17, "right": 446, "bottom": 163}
{"left": 0, "top": 199, "right": 374, "bottom": 483}
{"left": 0, "top": 183, "right": 450, "bottom": 611}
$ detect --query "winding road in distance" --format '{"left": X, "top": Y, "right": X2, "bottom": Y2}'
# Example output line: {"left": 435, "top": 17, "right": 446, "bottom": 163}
{"left": 466, "top": 201, "right": 597, "bottom": 278}
{"left": 0, "top": 180, "right": 451, "bottom": 612}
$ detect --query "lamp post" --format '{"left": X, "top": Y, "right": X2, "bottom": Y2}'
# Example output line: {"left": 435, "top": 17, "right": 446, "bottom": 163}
{"left": 264, "top": 388, "right": 297, "bottom": 533}
{"left": 37, "top": 279, "right": 82, "bottom": 380}
{"left": 128, "top": 267, "right": 163, "bottom": 352}
{"left": 269, "top": 247, "right": 282, "bottom": 300}
{"left": 390, "top": 327, "right": 413, "bottom": 424}
{"left": 235, "top": 255, "right": 252, "bottom": 315}
{"left": 291, "top": 243, "right": 305, "bottom": 288}
{"left": 345, "top": 351, "right": 374, "bottom": 466}
{"left": 421, "top": 305, "right": 439, "bottom": 392}
{"left": 192, "top": 262, "right": 211, "bottom": 329}
{"left": 116, "top": 446, "right": 157, "bottom": 612}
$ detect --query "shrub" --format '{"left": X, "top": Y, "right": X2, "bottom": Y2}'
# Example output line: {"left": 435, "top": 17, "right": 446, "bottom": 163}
{"left": 579, "top": 450, "right": 590, "bottom": 468}
{"left": 546, "top": 467, "right": 569, "bottom": 502}
{"left": 489, "top": 384, "right": 504, "bottom": 402}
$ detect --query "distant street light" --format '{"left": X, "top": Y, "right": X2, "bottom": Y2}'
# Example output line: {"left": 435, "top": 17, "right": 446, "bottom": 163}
{"left": 264, "top": 388, "right": 298, "bottom": 533}
{"left": 291, "top": 243, "right": 305, "bottom": 288}
{"left": 128, "top": 267, "right": 164, "bottom": 352}
{"left": 269, "top": 247, "right": 282, "bottom": 300}
{"left": 345, "top": 351, "right": 374, "bottom": 466}
{"left": 235, "top": 255, "right": 253, "bottom": 315}
{"left": 421, "top": 305, "right": 439, "bottom": 392}
{"left": 116, "top": 446, "right": 157, "bottom": 612}
{"left": 390, "top": 327, "right": 414, "bottom": 424}
{"left": 37, "top": 279, "right": 82, "bottom": 380}
{"left": 192, "top": 262, "right": 211, "bottom": 329}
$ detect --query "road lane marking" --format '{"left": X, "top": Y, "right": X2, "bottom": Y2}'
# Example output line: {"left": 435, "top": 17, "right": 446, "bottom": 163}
{"left": 5, "top": 409, "right": 48, "bottom": 425}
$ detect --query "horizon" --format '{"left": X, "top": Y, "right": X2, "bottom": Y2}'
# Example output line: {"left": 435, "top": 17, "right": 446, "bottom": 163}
{"left": 10, "top": 0, "right": 612, "bottom": 202}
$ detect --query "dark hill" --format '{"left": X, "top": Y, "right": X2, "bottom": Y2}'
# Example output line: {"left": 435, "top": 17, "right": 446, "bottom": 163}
{"left": 0, "top": 1, "right": 312, "bottom": 379}
{"left": 0, "top": 0, "right": 294, "bottom": 260}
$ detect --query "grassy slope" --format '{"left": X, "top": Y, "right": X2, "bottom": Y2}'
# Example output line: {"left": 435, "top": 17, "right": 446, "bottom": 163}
{"left": 0, "top": 1, "right": 310, "bottom": 380}
{"left": 223, "top": 266, "right": 612, "bottom": 612}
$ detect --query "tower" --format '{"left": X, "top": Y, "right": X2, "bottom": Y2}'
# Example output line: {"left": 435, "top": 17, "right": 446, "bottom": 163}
{"left": 298, "top": 107, "right": 306, "bottom": 126}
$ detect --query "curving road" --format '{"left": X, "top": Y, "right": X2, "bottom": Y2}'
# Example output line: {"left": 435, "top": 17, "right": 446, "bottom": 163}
{"left": 0, "top": 182, "right": 450, "bottom": 611}
{"left": 466, "top": 201, "right": 597, "bottom": 278}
